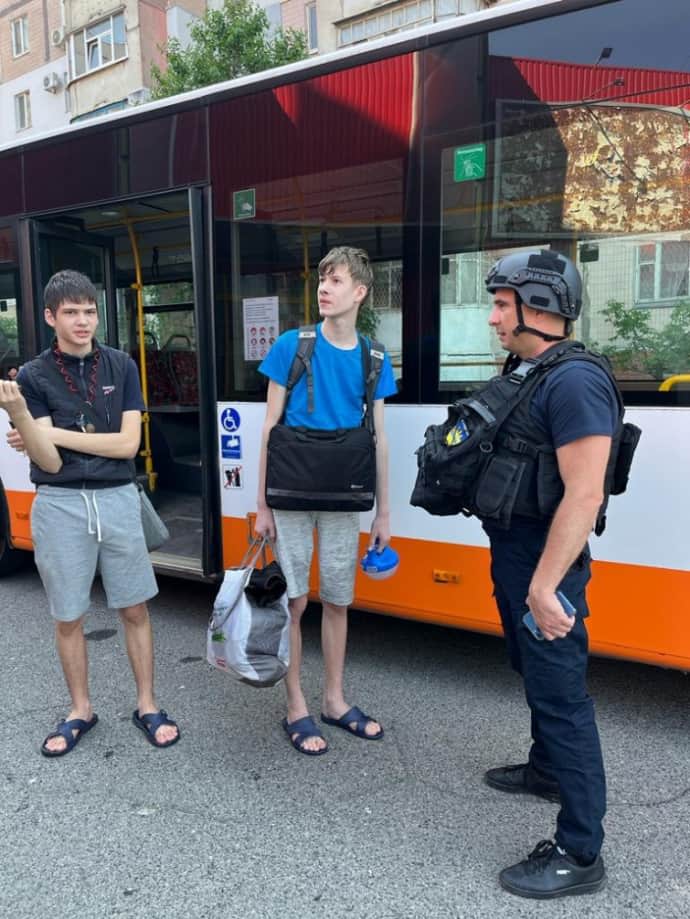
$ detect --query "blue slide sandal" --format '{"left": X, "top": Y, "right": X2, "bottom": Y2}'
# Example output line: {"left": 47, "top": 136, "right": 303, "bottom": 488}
{"left": 41, "top": 714, "right": 99, "bottom": 757}
{"left": 282, "top": 715, "right": 328, "bottom": 756}
{"left": 321, "top": 705, "right": 384, "bottom": 740}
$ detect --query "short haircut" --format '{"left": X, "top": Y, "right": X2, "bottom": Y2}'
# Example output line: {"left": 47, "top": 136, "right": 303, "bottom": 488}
{"left": 318, "top": 247, "right": 373, "bottom": 303}
{"left": 44, "top": 269, "right": 98, "bottom": 315}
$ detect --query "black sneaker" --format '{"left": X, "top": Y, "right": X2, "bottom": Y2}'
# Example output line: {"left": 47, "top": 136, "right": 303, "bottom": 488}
{"left": 484, "top": 763, "right": 561, "bottom": 803}
{"left": 500, "top": 840, "right": 606, "bottom": 899}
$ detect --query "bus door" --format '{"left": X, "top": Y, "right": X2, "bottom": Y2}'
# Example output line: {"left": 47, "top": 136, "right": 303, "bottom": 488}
{"left": 26, "top": 220, "right": 117, "bottom": 352}
{"left": 22, "top": 197, "right": 221, "bottom": 581}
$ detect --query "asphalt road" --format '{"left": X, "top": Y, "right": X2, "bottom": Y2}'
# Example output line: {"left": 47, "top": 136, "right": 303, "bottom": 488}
{"left": 1, "top": 565, "right": 688, "bottom": 919}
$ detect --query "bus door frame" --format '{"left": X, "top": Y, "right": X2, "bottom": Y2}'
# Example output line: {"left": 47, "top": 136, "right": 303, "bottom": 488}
{"left": 189, "top": 185, "right": 222, "bottom": 579}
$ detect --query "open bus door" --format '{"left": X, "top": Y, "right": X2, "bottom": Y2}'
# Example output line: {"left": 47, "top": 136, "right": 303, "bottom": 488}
{"left": 19, "top": 195, "right": 222, "bottom": 582}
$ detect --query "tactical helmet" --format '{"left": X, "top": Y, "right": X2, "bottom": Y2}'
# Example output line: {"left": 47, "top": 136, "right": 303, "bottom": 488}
{"left": 485, "top": 250, "right": 582, "bottom": 321}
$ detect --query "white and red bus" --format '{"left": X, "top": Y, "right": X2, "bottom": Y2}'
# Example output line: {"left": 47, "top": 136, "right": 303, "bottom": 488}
{"left": 1, "top": 0, "right": 688, "bottom": 669}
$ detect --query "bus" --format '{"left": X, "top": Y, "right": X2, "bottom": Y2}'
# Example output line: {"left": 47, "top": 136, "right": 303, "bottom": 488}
{"left": 0, "top": 0, "right": 688, "bottom": 670}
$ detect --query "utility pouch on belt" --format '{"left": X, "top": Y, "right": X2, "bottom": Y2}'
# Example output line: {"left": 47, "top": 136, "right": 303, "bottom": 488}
{"left": 265, "top": 326, "right": 385, "bottom": 512}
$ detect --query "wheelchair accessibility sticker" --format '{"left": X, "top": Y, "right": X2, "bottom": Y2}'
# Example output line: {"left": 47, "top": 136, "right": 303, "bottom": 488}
{"left": 221, "top": 434, "right": 242, "bottom": 460}
{"left": 220, "top": 407, "right": 241, "bottom": 432}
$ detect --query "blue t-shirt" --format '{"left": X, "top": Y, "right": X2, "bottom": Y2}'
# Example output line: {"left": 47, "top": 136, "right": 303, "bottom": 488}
{"left": 529, "top": 360, "right": 619, "bottom": 447}
{"left": 259, "top": 323, "right": 397, "bottom": 429}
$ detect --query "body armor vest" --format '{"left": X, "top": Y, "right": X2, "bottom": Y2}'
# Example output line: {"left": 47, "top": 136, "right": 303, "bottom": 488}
{"left": 411, "top": 342, "right": 637, "bottom": 534}
{"left": 486, "top": 347, "right": 623, "bottom": 530}
{"left": 22, "top": 343, "right": 136, "bottom": 487}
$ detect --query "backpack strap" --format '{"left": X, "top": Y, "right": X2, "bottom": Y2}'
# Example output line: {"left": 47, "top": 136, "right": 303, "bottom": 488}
{"left": 281, "top": 326, "right": 386, "bottom": 429}
{"left": 359, "top": 335, "right": 385, "bottom": 434}
{"left": 281, "top": 325, "right": 317, "bottom": 419}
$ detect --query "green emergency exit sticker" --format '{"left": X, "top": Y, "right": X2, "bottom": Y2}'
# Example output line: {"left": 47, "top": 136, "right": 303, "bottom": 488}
{"left": 453, "top": 143, "right": 486, "bottom": 182}
{"left": 233, "top": 188, "right": 256, "bottom": 220}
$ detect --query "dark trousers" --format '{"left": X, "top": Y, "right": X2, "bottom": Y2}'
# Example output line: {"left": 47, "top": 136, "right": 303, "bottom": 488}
{"left": 486, "top": 523, "right": 606, "bottom": 861}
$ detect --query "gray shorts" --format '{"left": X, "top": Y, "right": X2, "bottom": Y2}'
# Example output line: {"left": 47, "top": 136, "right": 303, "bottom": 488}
{"left": 31, "top": 483, "right": 158, "bottom": 622}
{"left": 273, "top": 510, "right": 360, "bottom": 607}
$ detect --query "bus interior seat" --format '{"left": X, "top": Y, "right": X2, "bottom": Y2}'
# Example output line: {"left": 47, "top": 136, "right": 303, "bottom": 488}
{"left": 168, "top": 350, "right": 199, "bottom": 404}
{"left": 162, "top": 334, "right": 192, "bottom": 351}
{"left": 142, "top": 349, "right": 178, "bottom": 405}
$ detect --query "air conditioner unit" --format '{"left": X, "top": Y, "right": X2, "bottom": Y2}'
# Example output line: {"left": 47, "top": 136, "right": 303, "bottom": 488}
{"left": 43, "top": 72, "right": 61, "bottom": 93}
{"left": 51, "top": 28, "right": 65, "bottom": 47}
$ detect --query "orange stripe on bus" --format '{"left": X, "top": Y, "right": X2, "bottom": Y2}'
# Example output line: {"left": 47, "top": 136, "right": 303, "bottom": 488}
{"left": 222, "top": 515, "right": 690, "bottom": 671}
{"left": 5, "top": 489, "right": 35, "bottom": 548}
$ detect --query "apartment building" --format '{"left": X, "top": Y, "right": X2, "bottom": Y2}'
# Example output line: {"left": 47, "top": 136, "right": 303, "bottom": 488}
{"left": 284, "top": 0, "right": 489, "bottom": 56}
{"left": 0, "top": 0, "right": 495, "bottom": 138}
{"left": 0, "top": 1, "right": 216, "bottom": 137}
{"left": 0, "top": 0, "right": 68, "bottom": 141}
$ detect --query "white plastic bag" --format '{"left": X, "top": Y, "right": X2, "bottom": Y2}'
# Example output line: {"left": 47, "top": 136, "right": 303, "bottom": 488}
{"left": 207, "top": 538, "right": 290, "bottom": 687}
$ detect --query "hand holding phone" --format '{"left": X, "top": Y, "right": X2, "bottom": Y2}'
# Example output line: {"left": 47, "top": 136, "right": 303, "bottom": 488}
{"left": 523, "top": 590, "right": 576, "bottom": 641}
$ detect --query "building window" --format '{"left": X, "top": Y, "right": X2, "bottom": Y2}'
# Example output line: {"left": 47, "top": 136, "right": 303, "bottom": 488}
{"left": 11, "top": 16, "right": 29, "bottom": 57}
{"left": 636, "top": 241, "right": 690, "bottom": 303}
{"left": 69, "top": 12, "right": 127, "bottom": 79}
{"left": 14, "top": 92, "right": 31, "bottom": 132}
{"left": 306, "top": 3, "right": 318, "bottom": 53}
{"left": 338, "top": 0, "right": 455, "bottom": 48}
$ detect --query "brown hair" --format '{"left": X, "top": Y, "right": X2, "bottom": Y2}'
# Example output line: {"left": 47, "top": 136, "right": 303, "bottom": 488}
{"left": 318, "top": 247, "right": 373, "bottom": 304}
{"left": 44, "top": 269, "right": 98, "bottom": 316}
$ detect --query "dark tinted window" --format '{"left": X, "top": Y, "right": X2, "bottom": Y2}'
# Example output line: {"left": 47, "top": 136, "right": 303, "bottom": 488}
{"left": 23, "top": 111, "right": 208, "bottom": 213}
{"left": 425, "top": 0, "right": 690, "bottom": 401}
{"left": 210, "top": 57, "right": 415, "bottom": 400}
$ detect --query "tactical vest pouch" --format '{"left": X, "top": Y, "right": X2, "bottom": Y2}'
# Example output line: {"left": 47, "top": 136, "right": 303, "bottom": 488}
{"left": 410, "top": 394, "right": 511, "bottom": 516}
{"left": 610, "top": 422, "right": 641, "bottom": 495}
{"left": 473, "top": 455, "right": 526, "bottom": 528}
{"left": 410, "top": 421, "right": 467, "bottom": 516}
{"left": 266, "top": 424, "right": 376, "bottom": 512}
{"left": 428, "top": 402, "right": 495, "bottom": 489}
{"left": 536, "top": 450, "right": 564, "bottom": 519}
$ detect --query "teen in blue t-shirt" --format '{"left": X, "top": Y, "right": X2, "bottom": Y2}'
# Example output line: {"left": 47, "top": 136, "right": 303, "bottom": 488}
{"left": 255, "top": 247, "right": 396, "bottom": 757}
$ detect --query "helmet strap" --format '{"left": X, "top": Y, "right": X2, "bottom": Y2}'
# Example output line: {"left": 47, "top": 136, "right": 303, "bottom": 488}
{"left": 511, "top": 301, "right": 570, "bottom": 342}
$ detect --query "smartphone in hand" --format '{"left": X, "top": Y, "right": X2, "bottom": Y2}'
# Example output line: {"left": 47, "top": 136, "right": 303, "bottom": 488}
{"left": 523, "top": 590, "right": 576, "bottom": 641}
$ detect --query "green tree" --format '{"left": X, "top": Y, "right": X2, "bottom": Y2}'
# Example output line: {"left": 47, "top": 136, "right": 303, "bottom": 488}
{"left": 151, "top": 0, "right": 308, "bottom": 99}
{"left": 597, "top": 298, "right": 690, "bottom": 377}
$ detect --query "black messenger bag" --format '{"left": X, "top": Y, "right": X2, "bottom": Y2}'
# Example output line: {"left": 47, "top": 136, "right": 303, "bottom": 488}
{"left": 265, "top": 326, "right": 385, "bottom": 512}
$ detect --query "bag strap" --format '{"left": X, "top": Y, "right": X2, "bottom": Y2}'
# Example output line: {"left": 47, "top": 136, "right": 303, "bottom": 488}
{"left": 451, "top": 341, "right": 587, "bottom": 449}
{"left": 238, "top": 535, "right": 271, "bottom": 571}
{"left": 280, "top": 326, "right": 317, "bottom": 421}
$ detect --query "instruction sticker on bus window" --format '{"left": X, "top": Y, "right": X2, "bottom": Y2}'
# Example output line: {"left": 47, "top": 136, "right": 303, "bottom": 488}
{"left": 243, "top": 297, "right": 279, "bottom": 362}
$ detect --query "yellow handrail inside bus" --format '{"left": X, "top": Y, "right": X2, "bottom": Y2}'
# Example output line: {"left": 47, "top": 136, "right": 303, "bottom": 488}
{"left": 125, "top": 219, "right": 157, "bottom": 492}
{"left": 658, "top": 374, "right": 690, "bottom": 392}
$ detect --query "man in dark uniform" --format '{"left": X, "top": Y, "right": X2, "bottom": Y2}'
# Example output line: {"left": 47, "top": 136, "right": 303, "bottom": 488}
{"left": 481, "top": 251, "right": 619, "bottom": 898}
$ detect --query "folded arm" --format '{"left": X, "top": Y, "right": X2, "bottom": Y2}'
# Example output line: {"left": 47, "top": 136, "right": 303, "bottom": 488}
{"left": 45, "top": 410, "right": 142, "bottom": 459}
